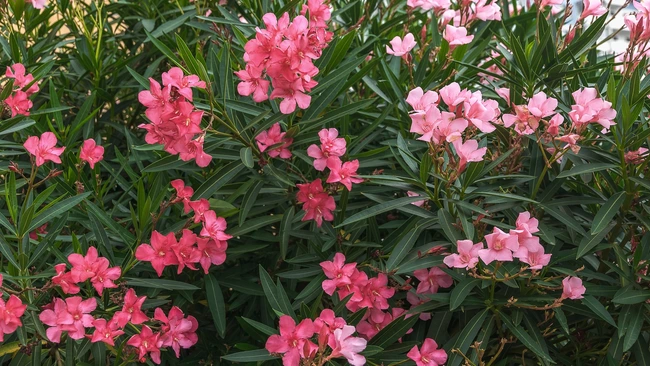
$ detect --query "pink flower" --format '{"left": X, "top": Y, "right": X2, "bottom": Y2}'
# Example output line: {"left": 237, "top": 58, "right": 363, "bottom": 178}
{"left": 171, "top": 179, "right": 194, "bottom": 214}
{"left": 528, "top": 92, "right": 558, "bottom": 119}
{"left": 200, "top": 210, "right": 233, "bottom": 241}
{"left": 561, "top": 276, "right": 586, "bottom": 300}
{"left": 79, "top": 139, "right": 104, "bottom": 169}
{"left": 68, "top": 246, "right": 101, "bottom": 283}
{"left": 540, "top": 0, "right": 564, "bottom": 8}
{"left": 270, "top": 79, "right": 312, "bottom": 114}
{"left": 569, "top": 88, "right": 616, "bottom": 130}
{"left": 265, "top": 315, "right": 317, "bottom": 366}
{"left": 444, "top": 240, "right": 483, "bottom": 269}
{"left": 328, "top": 325, "right": 367, "bottom": 366}
{"left": 514, "top": 237, "right": 552, "bottom": 270}
{"left": 155, "top": 306, "right": 199, "bottom": 357}
{"left": 235, "top": 64, "right": 270, "bottom": 102}
{"left": 172, "top": 229, "right": 201, "bottom": 274}
{"left": 89, "top": 257, "right": 121, "bottom": 296}
{"left": 23, "top": 132, "right": 65, "bottom": 167}
{"left": 256, "top": 122, "right": 293, "bottom": 159}
{"left": 189, "top": 198, "right": 211, "bottom": 223}
{"left": 413, "top": 267, "right": 453, "bottom": 294}
{"left": 444, "top": 25, "right": 474, "bottom": 48}
{"left": 138, "top": 78, "right": 173, "bottom": 115}
{"left": 0, "top": 295, "right": 27, "bottom": 341}
{"left": 579, "top": 0, "right": 607, "bottom": 21}
{"left": 407, "top": 191, "right": 427, "bottom": 207}
{"left": 5, "top": 64, "right": 39, "bottom": 94}
{"left": 127, "top": 325, "right": 163, "bottom": 364}
{"left": 90, "top": 318, "right": 124, "bottom": 346}
{"left": 27, "top": 0, "right": 48, "bottom": 9}
{"left": 513, "top": 211, "right": 539, "bottom": 238}
{"left": 39, "top": 297, "right": 96, "bottom": 342}
{"left": 625, "top": 147, "right": 649, "bottom": 164}
{"left": 314, "top": 309, "right": 346, "bottom": 336}
{"left": 326, "top": 158, "right": 363, "bottom": 191}
{"left": 439, "top": 82, "right": 470, "bottom": 108}
{"left": 452, "top": 139, "right": 487, "bottom": 172}
{"left": 406, "top": 292, "right": 432, "bottom": 321}
{"left": 478, "top": 228, "right": 520, "bottom": 265}
{"left": 52, "top": 264, "right": 80, "bottom": 294}
{"left": 356, "top": 309, "right": 392, "bottom": 340}
{"left": 406, "top": 87, "right": 439, "bottom": 112}
{"left": 386, "top": 33, "right": 417, "bottom": 57}
{"left": 301, "top": 0, "right": 332, "bottom": 28}
{"left": 307, "top": 128, "right": 347, "bottom": 171}
{"left": 5, "top": 91, "right": 34, "bottom": 116}
{"left": 161, "top": 67, "right": 206, "bottom": 101}
{"left": 320, "top": 253, "right": 358, "bottom": 295}
{"left": 357, "top": 273, "right": 395, "bottom": 310}
{"left": 407, "top": 338, "right": 448, "bottom": 366}
{"left": 546, "top": 113, "right": 564, "bottom": 136}
{"left": 29, "top": 223, "right": 48, "bottom": 240}
{"left": 114, "top": 289, "right": 149, "bottom": 327}
{"left": 196, "top": 237, "right": 227, "bottom": 274}
{"left": 296, "top": 179, "right": 336, "bottom": 227}
{"left": 135, "top": 231, "right": 180, "bottom": 276}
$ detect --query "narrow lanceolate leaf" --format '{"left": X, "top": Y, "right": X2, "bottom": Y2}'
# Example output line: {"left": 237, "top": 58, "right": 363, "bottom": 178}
{"left": 556, "top": 163, "right": 618, "bottom": 178}
{"left": 385, "top": 227, "right": 421, "bottom": 270}
{"left": 613, "top": 287, "right": 650, "bottom": 304}
{"left": 337, "top": 196, "right": 426, "bottom": 227}
{"left": 438, "top": 208, "right": 463, "bottom": 242}
{"left": 29, "top": 192, "right": 91, "bottom": 232}
{"left": 239, "top": 180, "right": 263, "bottom": 225}
{"left": 623, "top": 304, "right": 645, "bottom": 352}
{"left": 591, "top": 191, "right": 626, "bottom": 235}
{"left": 581, "top": 295, "right": 617, "bottom": 327}
{"left": 445, "top": 309, "right": 490, "bottom": 366}
{"left": 205, "top": 274, "right": 227, "bottom": 338}
{"left": 193, "top": 161, "right": 245, "bottom": 199}
{"left": 0, "top": 234, "right": 19, "bottom": 269}
{"left": 449, "top": 278, "right": 482, "bottom": 311}
{"left": 279, "top": 206, "right": 294, "bottom": 260}
{"left": 500, "top": 313, "right": 554, "bottom": 364}
{"left": 576, "top": 225, "right": 613, "bottom": 259}
{"left": 369, "top": 315, "right": 420, "bottom": 348}
{"left": 221, "top": 349, "right": 277, "bottom": 362}
{"left": 126, "top": 278, "right": 199, "bottom": 291}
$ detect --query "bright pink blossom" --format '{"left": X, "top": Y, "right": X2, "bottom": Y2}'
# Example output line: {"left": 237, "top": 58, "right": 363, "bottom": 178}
{"left": 200, "top": 210, "right": 233, "bottom": 241}
{"left": 235, "top": 64, "right": 270, "bottom": 102}
{"left": 265, "top": 315, "right": 317, "bottom": 366}
{"left": 52, "top": 263, "right": 80, "bottom": 294}
{"left": 326, "top": 158, "right": 363, "bottom": 191}
{"left": 444, "top": 240, "right": 483, "bottom": 269}
{"left": 413, "top": 267, "right": 453, "bottom": 294}
{"left": 320, "top": 253, "right": 358, "bottom": 295}
{"left": 386, "top": 33, "right": 417, "bottom": 57}
{"left": 0, "top": 295, "right": 27, "bottom": 341}
{"left": 155, "top": 306, "right": 199, "bottom": 357}
{"left": 172, "top": 229, "right": 202, "bottom": 274}
{"left": 561, "top": 276, "right": 586, "bottom": 300}
{"left": 114, "top": 289, "right": 149, "bottom": 327}
{"left": 79, "top": 139, "right": 104, "bottom": 169}
{"left": 307, "top": 128, "right": 347, "bottom": 171}
{"left": 171, "top": 179, "right": 194, "bottom": 214}
{"left": 5, "top": 64, "right": 39, "bottom": 94}
{"left": 127, "top": 325, "right": 163, "bottom": 364}
{"left": 296, "top": 179, "right": 336, "bottom": 227}
{"left": 357, "top": 273, "right": 395, "bottom": 310}
{"left": 444, "top": 25, "right": 474, "bottom": 48}
{"left": 23, "top": 132, "right": 65, "bottom": 166}
{"left": 39, "top": 297, "right": 96, "bottom": 342}
{"left": 328, "top": 325, "right": 367, "bottom": 366}
{"left": 407, "top": 338, "right": 448, "bottom": 366}
{"left": 161, "top": 67, "right": 206, "bottom": 101}
{"left": 135, "top": 231, "right": 180, "bottom": 276}
{"left": 90, "top": 318, "right": 124, "bottom": 346}
{"left": 196, "top": 237, "right": 227, "bottom": 274}
{"left": 478, "top": 228, "right": 520, "bottom": 265}
{"left": 256, "top": 122, "right": 293, "bottom": 159}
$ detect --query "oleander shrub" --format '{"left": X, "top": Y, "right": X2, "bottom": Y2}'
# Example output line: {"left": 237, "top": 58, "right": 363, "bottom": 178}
{"left": 1, "top": 0, "right": 650, "bottom": 365}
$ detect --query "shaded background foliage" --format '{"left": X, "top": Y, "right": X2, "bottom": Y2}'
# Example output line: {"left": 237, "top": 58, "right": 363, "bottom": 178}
{"left": 1, "top": 0, "right": 650, "bottom": 365}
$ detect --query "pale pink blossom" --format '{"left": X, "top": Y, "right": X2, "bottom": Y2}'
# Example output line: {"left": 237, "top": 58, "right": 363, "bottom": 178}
{"left": 307, "top": 128, "right": 347, "bottom": 171}
{"left": 444, "top": 240, "right": 483, "bottom": 269}
{"left": 386, "top": 33, "right": 417, "bottom": 57}
{"left": 413, "top": 267, "right": 453, "bottom": 294}
{"left": 561, "top": 276, "right": 586, "bottom": 299}
{"left": 452, "top": 139, "right": 487, "bottom": 172}
{"left": 478, "top": 228, "right": 519, "bottom": 265}
{"left": 444, "top": 25, "right": 474, "bottom": 48}
{"left": 328, "top": 325, "right": 367, "bottom": 366}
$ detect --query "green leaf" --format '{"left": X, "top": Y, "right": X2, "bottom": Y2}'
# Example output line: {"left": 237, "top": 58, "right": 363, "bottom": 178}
{"left": 369, "top": 315, "right": 420, "bottom": 348}
{"left": 591, "top": 191, "right": 626, "bottom": 235}
{"left": 240, "top": 147, "right": 254, "bottom": 169}
{"left": 279, "top": 206, "right": 294, "bottom": 260}
{"left": 126, "top": 278, "right": 200, "bottom": 291}
{"left": 623, "top": 304, "right": 644, "bottom": 352}
{"left": 205, "top": 274, "right": 227, "bottom": 338}
{"left": 29, "top": 192, "right": 90, "bottom": 232}
{"left": 449, "top": 278, "right": 481, "bottom": 311}
{"left": 385, "top": 227, "right": 421, "bottom": 270}
{"left": 576, "top": 226, "right": 613, "bottom": 259}
{"left": 239, "top": 180, "right": 263, "bottom": 225}
{"left": 396, "top": 256, "right": 443, "bottom": 274}
{"left": 556, "top": 163, "right": 618, "bottom": 178}
{"left": 0, "top": 233, "right": 19, "bottom": 269}
{"left": 500, "top": 313, "right": 554, "bottom": 363}
{"left": 445, "top": 309, "right": 490, "bottom": 366}
{"left": 221, "top": 349, "right": 277, "bottom": 362}
{"left": 240, "top": 317, "right": 276, "bottom": 336}
{"left": 438, "top": 208, "right": 463, "bottom": 242}
{"left": 613, "top": 287, "right": 650, "bottom": 304}
{"left": 259, "top": 265, "right": 296, "bottom": 319}
{"left": 193, "top": 161, "right": 245, "bottom": 199}
{"left": 581, "top": 295, "right": 617, "bottom": 327}
{"left": 337, "top": 196, "right": 426, "bottom": 227}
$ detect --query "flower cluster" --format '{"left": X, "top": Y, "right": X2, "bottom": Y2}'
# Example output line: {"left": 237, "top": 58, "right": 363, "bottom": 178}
{"left": 502, "top": 91, "right": 559, "bottom": 135}
{"left": 407, "top": 83, "right": 498, "bottom": 172}
{"left": 3, "top": 64, "right": 40, "bottom": 117}
{"left": 236, "top": 0, "right": 332, "bottom": 114}
{"left": 135, "top": 180, "right": 229, "bottom": 276}
{"left": 0, "top": 275, "right": 27, "bottom": 342}
{"left": 138, "top": 67, "right": 211, "bottom": 167}
{"left": 568, "top": 87, "right": 617, "bottom": 132}
{"left": 265, "top": 311, "right": 367, "bottom": 366}
{"left": 52, "top": 246, "right": 122, "bottom": 296}
{"left": 618, "top": 1, "right": 650, "bottom": 73}
{"left": 296, "top": 178, "right": 336, "bottom": 227}
{"left": 38, "top": 288, "right": 198, "bottom": 364}
{"left": 256, "top": 122, "right": 293, "bottom": 159}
